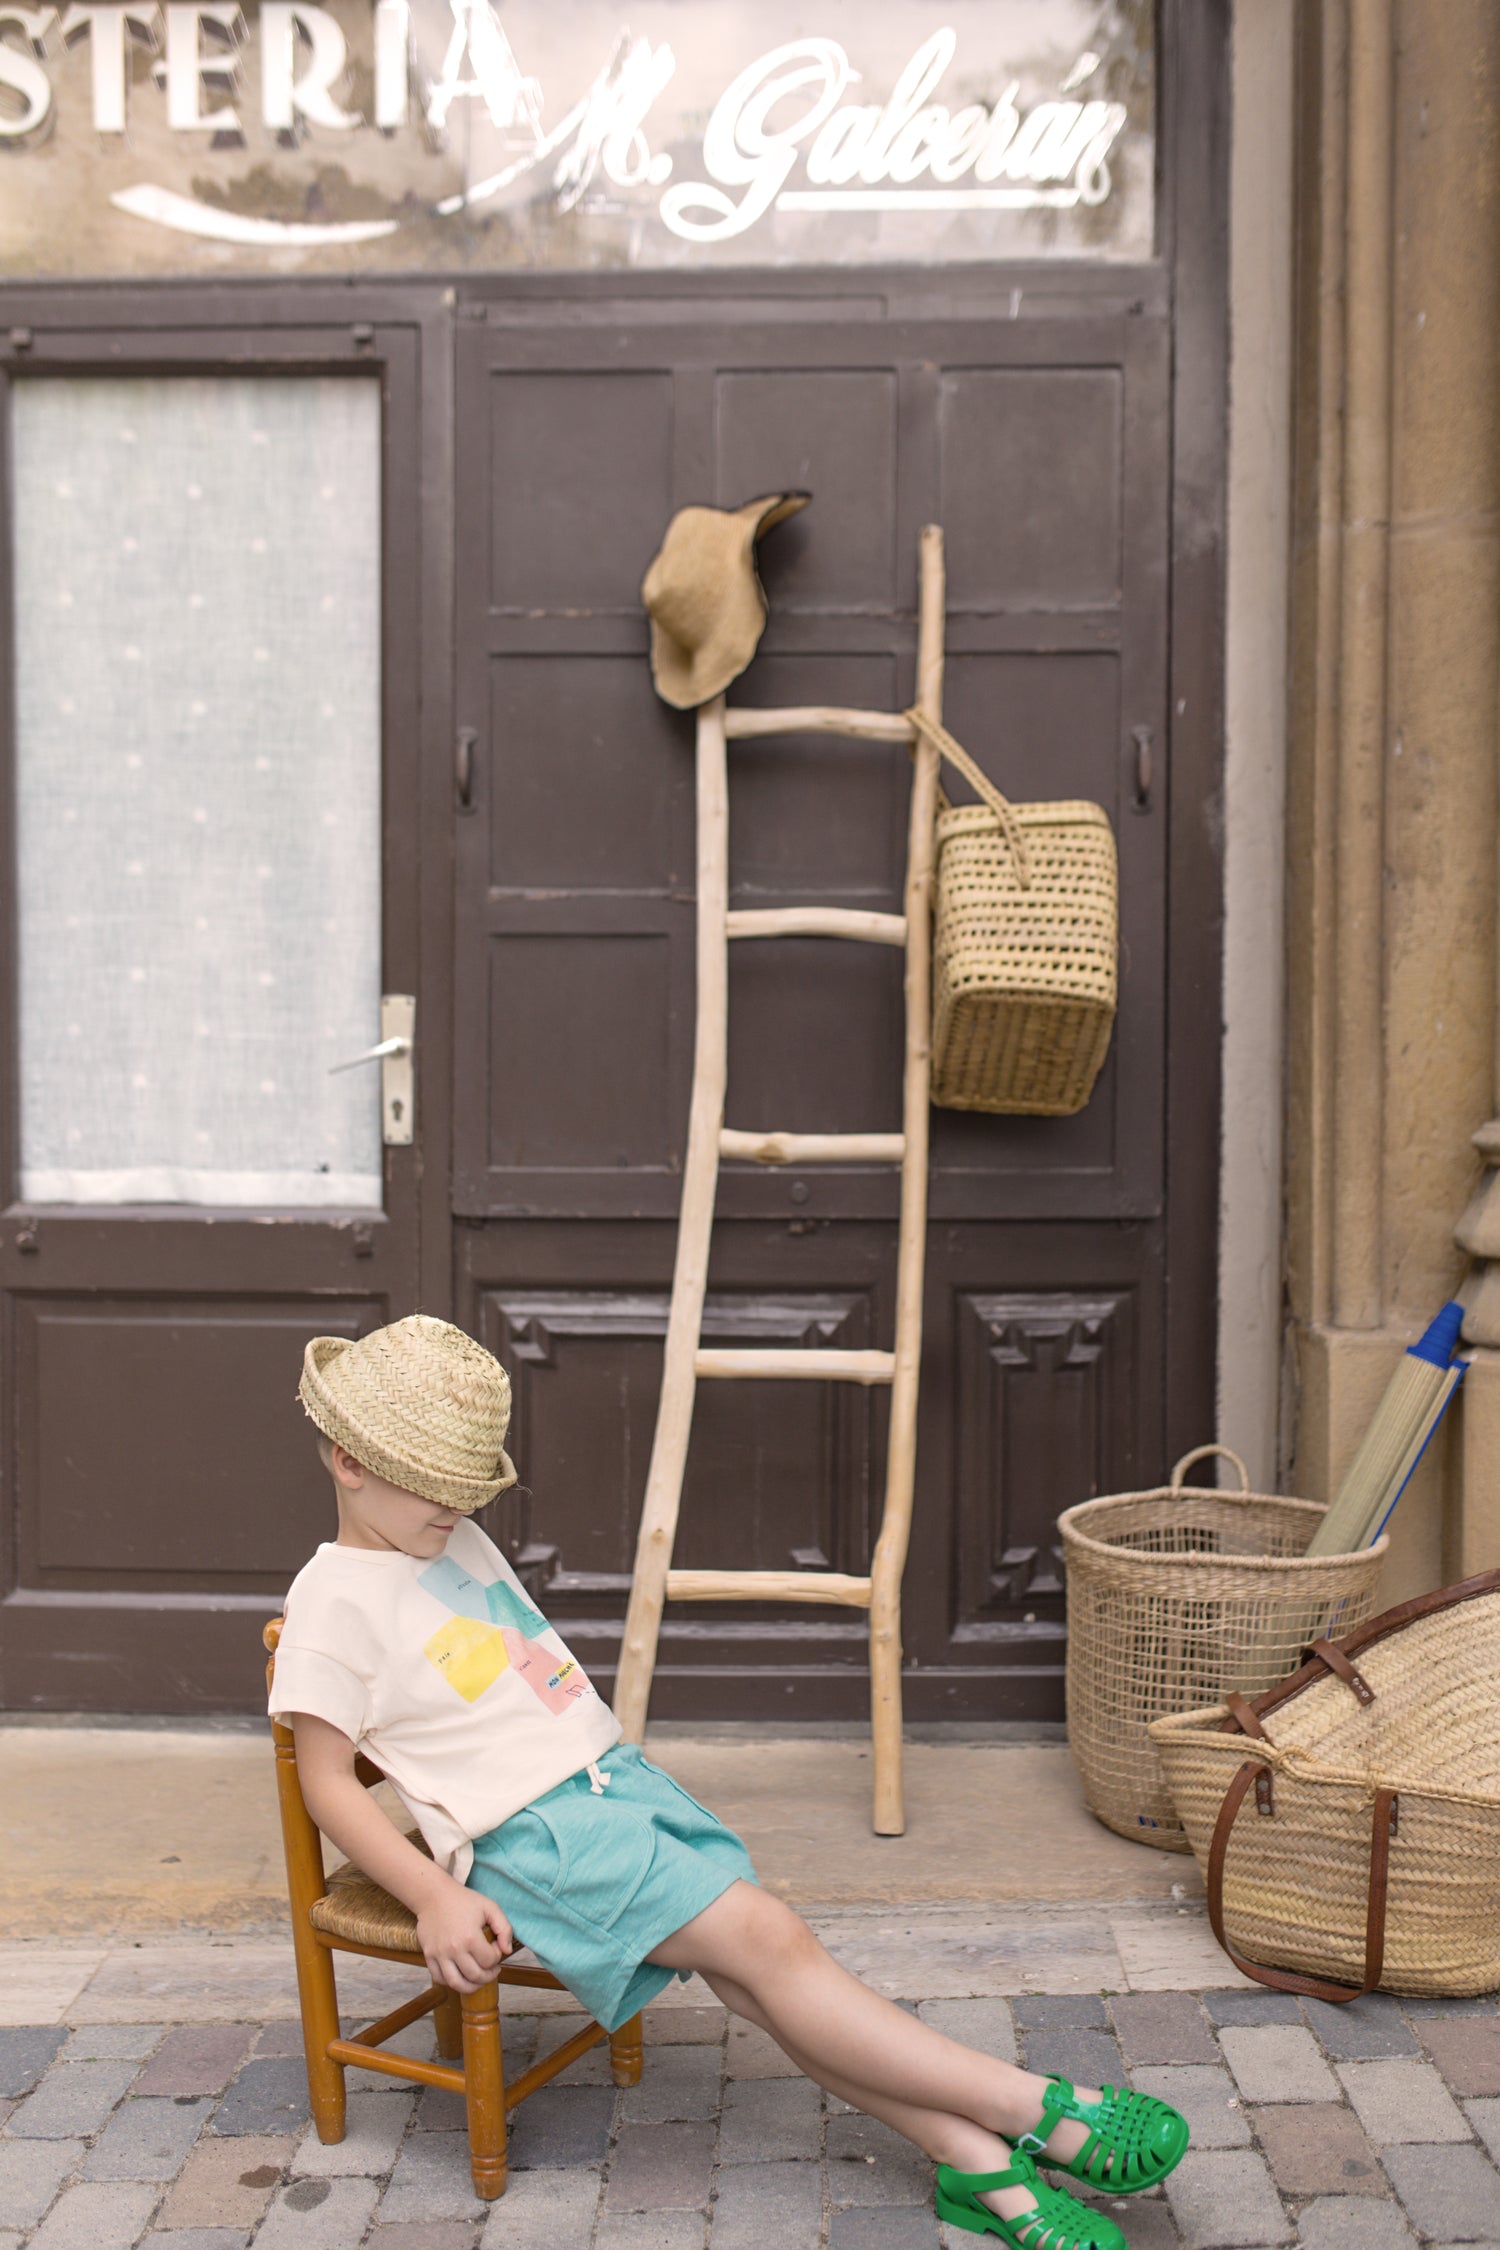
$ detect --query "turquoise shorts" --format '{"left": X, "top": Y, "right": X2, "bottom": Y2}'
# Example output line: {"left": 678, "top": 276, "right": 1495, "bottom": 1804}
{"left": 464, "top": 1742, "right": 757, "bottom": 2031}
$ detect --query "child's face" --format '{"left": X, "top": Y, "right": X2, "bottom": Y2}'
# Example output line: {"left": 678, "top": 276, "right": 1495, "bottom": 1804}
{"left": 324, "top": 1443, "right": 465, "bottom": 1558}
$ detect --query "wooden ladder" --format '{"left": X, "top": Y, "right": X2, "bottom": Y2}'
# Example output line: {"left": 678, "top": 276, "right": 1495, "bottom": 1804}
{"left": 613, "top": 526, "right": 946, "bottom": 1835}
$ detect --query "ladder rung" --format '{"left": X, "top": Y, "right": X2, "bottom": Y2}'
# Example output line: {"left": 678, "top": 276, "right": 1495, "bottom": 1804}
{"left": 666, "top": 1568, "right": 873, "bottom": 1608}
{"left": 720, "top": 1129, "right": 905, "bottom": 1166}
{"left": 726, "top": 907, "right": 906, "bottom": 946}
{"left": 723, "top": 705, "right": 914, "bottom": 744}
{"left": 694, "top": 1348, "right": 896, "bottom": 1385}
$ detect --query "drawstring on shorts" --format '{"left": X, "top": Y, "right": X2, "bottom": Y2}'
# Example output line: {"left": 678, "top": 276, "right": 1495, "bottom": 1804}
{"left": 586, "top": 1759, "right": 611, "bottom": 1795}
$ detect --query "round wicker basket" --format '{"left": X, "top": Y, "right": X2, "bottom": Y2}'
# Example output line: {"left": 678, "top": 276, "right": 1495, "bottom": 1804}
{"left": 1060, "top": 1447, "right": 1389, "bottom": 1849}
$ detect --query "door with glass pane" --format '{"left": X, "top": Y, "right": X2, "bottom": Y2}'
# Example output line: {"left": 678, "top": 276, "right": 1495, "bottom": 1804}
{"left": 0, "top": 328, "right": 429, "bottom": 1711}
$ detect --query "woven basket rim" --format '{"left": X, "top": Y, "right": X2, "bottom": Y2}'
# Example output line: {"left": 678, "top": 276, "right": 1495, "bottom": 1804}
{"left": 936, "top": 798, "right": 1111, "bottom": 835}
{"left": 1059, "top": 1487, "right": 1390, "bottom": 1572}
{"left": 1147, "top": 1704, "right": 1500, "bottom": 1813}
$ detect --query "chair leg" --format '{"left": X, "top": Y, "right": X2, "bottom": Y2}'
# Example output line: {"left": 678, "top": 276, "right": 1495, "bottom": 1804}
{"left": 460, "top": 1981, "right": 508, "bottom": 2199}
{"left": 433, "top": 1987, "right": 463, "bottom": 2061}
{"left": 290, "top": 1928, "right": 347, "bottom": 2144}
{"left": 609, "top": 2011, "right": 644, "bottom": 2087}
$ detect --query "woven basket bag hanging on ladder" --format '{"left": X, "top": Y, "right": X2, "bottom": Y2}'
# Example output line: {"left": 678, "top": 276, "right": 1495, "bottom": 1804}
{"left": 906, "top": 708, "right": 1118, "bottom": 1117}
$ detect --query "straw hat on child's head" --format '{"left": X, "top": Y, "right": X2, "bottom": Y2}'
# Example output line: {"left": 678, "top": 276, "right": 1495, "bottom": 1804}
{"left": 642, "top": 491, "right": 810, "bottom": 710}
{"left": 298, "top": 1315, "right": 517, "bottom": 1513}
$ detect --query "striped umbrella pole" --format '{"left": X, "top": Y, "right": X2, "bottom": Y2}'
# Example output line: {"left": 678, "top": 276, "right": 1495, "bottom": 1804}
{"left": 1306, "top": 1301, "right": 1467, "bottom": 1558}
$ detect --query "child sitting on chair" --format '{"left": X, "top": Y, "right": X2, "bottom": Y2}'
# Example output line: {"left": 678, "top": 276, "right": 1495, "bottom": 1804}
{"left": 272, "top": 1316, "right": 1187, "bottom": 2249}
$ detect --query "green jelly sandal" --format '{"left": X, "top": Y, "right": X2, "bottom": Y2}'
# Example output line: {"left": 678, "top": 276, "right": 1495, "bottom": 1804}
{"left": 935, "top": 2148, "right": 1127, "bottom": 2249}
{"left": 1019, "top": 2076, "right": 1190, "bottom": 2195}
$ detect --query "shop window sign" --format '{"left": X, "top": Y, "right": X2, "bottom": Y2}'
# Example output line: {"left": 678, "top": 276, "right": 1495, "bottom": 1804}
{"left": 1, "top": 1, "right": 1154, "bottom": 275}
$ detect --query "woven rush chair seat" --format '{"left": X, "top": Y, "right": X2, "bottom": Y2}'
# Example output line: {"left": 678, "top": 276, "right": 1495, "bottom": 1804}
{"left": 309, "top": 1842, "right": 553, "bottom": 1967}
{"left": 310, "top": 1852, "right": 425, "bottom": 1952}
{"left": 263, "top": 1617, "right": 644, "bottom": 2199}
{"left": 310, "top": 1855, "right": 559, "bottom": 1976}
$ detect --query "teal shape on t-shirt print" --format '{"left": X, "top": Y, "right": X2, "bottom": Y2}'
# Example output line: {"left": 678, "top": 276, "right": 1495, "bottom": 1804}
{"left": 418, "top": 1553, "right": 550, "bottom": 1638}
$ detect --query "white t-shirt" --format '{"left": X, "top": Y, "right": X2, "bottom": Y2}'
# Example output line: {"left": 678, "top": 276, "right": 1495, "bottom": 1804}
{"left": 268, "top": 1519, "right": 621, "bottom": 1880}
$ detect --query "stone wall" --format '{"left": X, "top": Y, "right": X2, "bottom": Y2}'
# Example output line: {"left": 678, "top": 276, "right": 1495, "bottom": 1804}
{"left": 1283, "top": 0, "right": 1500, "bottom": 1593}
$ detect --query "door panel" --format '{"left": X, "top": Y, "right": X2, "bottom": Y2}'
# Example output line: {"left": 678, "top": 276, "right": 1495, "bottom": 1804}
{"left": 953, "top": 1290, "right": 1139, "bottom": 1632}
{"left": 0, "top": 322, "right": 432, "bottom": 1711}
{"left": 16, "top": 1294, "right": 377, "bottom": 1589}
{"left": 455, "top": 314, "right": 1169, "bottom": 1228}
{"left": 487, "top": 373, "right": 676, "bottom": 609}
{"left": 715, "top": 371, "right": 901, "bottom": 607}
{"left": 458, "top": 1215, "right": 1157, "bottom": 1719}
{"left": 454, "top": 302, "right": 1174, "bottom": 1716}
{"left": 487, "top": 933, "right": 677, "bottom": 1172}
{"left": 483, "top": 1287, "right": 876, "bottom": 1597}
{"left": 940, "top": 369, "right": 1124, "bottom": 605}
{"left": 489, "top": 658, "right": 685, "bottom": 891}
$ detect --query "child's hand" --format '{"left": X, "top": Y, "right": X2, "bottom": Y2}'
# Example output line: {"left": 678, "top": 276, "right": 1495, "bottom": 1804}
{"left": 416, "top": 1880, "right": 514, "bottom": 1994}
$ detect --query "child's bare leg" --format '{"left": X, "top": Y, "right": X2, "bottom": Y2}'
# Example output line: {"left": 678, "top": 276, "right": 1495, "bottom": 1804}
{"left": 647, "top": 1884, "right": 1098, "bottom": 2174}
{"left": 704, "top": 1966, "right": 1044, "bottom": 2225}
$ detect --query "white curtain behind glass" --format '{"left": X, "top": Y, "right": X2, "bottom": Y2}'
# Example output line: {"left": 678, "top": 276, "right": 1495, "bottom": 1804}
{"left": 13, "top": 376, "right": 383, "bottom": 1207}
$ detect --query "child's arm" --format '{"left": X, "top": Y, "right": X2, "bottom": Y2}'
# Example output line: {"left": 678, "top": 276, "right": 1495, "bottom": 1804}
{"left": 291, "top": 1711, "right": 514, "bottom": 1994}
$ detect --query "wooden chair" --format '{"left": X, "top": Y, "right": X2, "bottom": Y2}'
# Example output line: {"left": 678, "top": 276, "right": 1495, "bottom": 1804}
{"left": 263, "top": 1618, "right": 643, "bottom": 2199}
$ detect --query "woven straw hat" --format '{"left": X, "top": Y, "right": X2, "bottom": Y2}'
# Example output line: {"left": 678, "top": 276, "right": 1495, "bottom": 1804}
{"left": 298, "top": 1315, "right": 517, "bottom": 1513}
{"left": 642, "top": 491, "right": 810, "bottom": 710}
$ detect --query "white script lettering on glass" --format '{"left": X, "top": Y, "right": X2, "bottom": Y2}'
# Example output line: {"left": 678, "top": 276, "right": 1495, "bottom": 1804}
{"left": 0, "top": 5, "right": 58, "bottom": 134}
{"left": 59, "top": 5, "right": 159, "bottom": 136}
{"left": 163, "top": 2, "right": 243, "bottom": 135}
{"left": 260, "top": 2, "right": 359, "bottom": 134}
{"left": 0, "top": 3, "right": 1132, "bottom": 254}
{"left": 662, "top": 31, "right": 1127, "bottom": 243}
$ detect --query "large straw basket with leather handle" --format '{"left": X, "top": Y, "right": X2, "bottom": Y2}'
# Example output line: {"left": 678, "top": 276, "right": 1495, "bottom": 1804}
{"left": 1149, "top": 1570, "right": 1500, "bottom": 1999}
{"left": 907, "top": 709, "right": 1117, "bottom": 1116}
{"left": 1060, "top": 1447, "right": 1388, "bottom": 1850}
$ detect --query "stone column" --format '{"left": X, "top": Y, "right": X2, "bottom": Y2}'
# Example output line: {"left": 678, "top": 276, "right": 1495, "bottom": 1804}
{"left": 1454, "top": 1122, "right": 1500, "bottom": 1580}
{"left": 1283, "top": 0, "right": 1500, "bottom": 1595}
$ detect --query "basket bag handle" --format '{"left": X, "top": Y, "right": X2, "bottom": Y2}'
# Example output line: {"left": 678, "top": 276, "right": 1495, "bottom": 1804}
{"left": 1206, "top": 1757, "right": 1400, "bottom": 2005}
{"left": 904, "top": 706, "right": 1033, "bottom": 887}
{"left": 1169, "top": 1444, "right": 1251, "bottom": 1493}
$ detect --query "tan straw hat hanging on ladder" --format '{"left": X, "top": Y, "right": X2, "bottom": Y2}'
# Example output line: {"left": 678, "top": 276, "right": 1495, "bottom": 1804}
{"left": 642, "top": 491, "right": 810, "bottom": 709}
{"left": 298, "top": 1314, "right": 517, "bottom": 1513}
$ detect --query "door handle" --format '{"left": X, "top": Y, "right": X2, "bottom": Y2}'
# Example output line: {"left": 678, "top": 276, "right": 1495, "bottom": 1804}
{"left": 329, "top": 1036, "right": 408, "bottom": 1071}
{"left": 1129, "top": 724, "right": 1153, "bottom": 813}
{"left": 456, "top": 727, "right": 477, "bottom": 812}
{"left": 329, "top": 996, "right": 415, "bottom": 1146}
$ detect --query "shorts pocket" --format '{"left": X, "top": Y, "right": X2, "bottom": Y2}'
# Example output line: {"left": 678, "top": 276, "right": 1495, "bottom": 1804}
{"left": 491, "top": 1799, "right": 659, "bottom": 1934}
{"left": 485, "top": 1806, "right": 565, "bottom": 1898}
{"left": 635, "top": 1755, "right": 727, "bottom": 1833}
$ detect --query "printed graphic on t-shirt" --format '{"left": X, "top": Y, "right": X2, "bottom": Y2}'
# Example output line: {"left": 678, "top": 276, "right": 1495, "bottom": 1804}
{"left": 419, "top": 1555, "right": 548, "bottom": 1635}
{"left": 418, "top": 1555, "right": 594, "bottom": 1712}
{"left": 422, "top": 1614, "right": 509, "bottom": 1702}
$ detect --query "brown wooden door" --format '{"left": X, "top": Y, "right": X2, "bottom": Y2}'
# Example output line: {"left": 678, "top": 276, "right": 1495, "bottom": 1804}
{"left": 0, "top": 312, "right": 435, "bottom": 1711}
{"left": 452, "top": 286, "right": 1191, "bottom": 1718}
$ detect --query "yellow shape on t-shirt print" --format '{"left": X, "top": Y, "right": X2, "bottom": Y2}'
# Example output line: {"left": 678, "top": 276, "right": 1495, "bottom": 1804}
{"left": 423, "top": 1614, "right": 512, "bottom": 1703}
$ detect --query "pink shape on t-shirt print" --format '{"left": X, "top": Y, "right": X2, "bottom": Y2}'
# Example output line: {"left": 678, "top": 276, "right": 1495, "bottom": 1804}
{"left": 500, "top": 1628, "right": 593, "bottom": 1714}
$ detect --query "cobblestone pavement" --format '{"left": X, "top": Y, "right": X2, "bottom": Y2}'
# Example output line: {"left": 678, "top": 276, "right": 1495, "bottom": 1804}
{"left": 2, "top": 1987, "right": 1499, "bottom": 2249}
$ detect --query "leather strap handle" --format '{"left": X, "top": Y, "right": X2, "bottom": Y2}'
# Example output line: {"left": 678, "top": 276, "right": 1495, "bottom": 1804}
{"left": 1224, "top": 1690, "right": 1268, "bottom": 1739}
{"left": 1206, "top": 1759, "right": 1399, "bottom": 2005}
{"left": 1303, "top": 1638, "right": 1376, "bottom": 1705}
